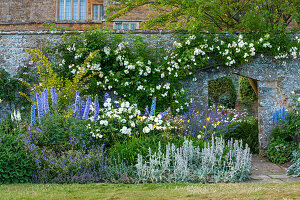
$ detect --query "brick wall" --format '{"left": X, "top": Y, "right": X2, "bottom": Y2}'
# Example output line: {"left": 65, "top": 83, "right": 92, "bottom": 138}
{"left": 0, "top": 0, "right": 154, "bottom": 31}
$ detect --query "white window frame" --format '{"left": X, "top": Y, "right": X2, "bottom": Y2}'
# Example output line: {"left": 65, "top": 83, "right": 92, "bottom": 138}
{"left": 57, "top": 0, "right": 87, "bottom": 21}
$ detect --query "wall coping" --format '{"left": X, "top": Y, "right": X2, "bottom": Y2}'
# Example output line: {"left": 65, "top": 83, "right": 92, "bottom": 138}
{"left": 0, "top": 30, "right": 181, "bottom": 35}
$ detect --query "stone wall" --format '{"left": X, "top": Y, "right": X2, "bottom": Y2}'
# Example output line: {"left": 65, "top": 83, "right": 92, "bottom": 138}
{"left": 0, "top": 30, "right": 176, "bottom": 75}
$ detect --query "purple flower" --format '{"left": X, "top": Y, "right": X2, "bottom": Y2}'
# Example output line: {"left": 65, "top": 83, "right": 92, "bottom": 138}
{"left": 43, "top": 88, "right": 50, "bottom": 114}
{"left": 82, "top": 97, "right": 92, "bottom": 120}
{"left": 36, "top": 93, "right": 44, "bottom": 122}
{"left": 94, "top": 95, "right": 99, "bottom": 121}
{"left": 79, "top": 100, "right": 86, "bottom": 120}
{"left": 73, "top": 92, "right": 81, "bottom": 117}
{"left": 50, "top": 87, "right": 57, "bottom": 106}
{"left": 144, "top": 106, "right": 149, "bottom": 116}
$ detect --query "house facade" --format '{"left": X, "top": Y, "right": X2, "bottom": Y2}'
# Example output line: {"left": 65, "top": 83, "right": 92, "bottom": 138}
{"left": 0, "top": 0, "right": 152, "bottom": 31}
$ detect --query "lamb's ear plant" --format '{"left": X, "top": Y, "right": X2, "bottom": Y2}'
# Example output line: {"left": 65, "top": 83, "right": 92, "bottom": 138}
{"left": 19, "top": 49, "right": 99, "bottom": 111}
{"left": 135, "top": 137, "right": 252, "bottom": 184}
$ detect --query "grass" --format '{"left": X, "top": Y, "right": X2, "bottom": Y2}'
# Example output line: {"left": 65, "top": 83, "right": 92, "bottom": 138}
{"left": 0, "top": 182, "right": 299, "bottom": 200}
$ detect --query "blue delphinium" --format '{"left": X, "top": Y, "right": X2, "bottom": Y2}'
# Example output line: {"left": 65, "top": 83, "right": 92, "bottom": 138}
{"left": 73, "top": 92, "right": 81, "bottom": 117}
{"left": 94, "top": 95, "right": 99, "bottom": 121}
{"left": 30, "top": 104, "right": 36, "bottom": 126}
{"left": 50, "top": 86, "right": 57, "bottom": 106}
{"left": 273, "top": 107, "right": 288, "bottom": 123}
{"left": 36, "top": 93, "right": 44, "bottom": 122}
{"left": 43, "top": 88, "right": 50, "bottom": 114}
{"left": 82, "top": 97, "right": 92, "bottom": 120}
{"left": 79, "top": 100, "right": 86, "bottom": 120}
{"left": 144, "top": 106, "right": 149, "bottom": 116}
{"left": 149, "top": 97, "right": 157, "bottom": 116}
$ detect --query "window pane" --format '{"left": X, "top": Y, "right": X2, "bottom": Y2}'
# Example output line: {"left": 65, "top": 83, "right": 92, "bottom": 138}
{"left": 100, "top": 5, "right": 104, "bottom": 21}
{"left": 73, "top": 0, "right": 79, "bottom": 20}
{"left": 80, "top": 0, "right": 85, "bottom": 20}
{"left": 116, "top": 24, "right": 122, "bottom": 30}
{"left": 131, "top": 24, "right": 136, "bottom": 30}
{"left": 59, "top": 0, "right": 64, "bottom": 20}
{"left": 93, "top": 5, "right": 99, "bottom": 20}
{"left": 65, "top": 0, "right": 72, "bottom": 20}
{"left": 123, "top": 24, "right": 129, "bottom": 30}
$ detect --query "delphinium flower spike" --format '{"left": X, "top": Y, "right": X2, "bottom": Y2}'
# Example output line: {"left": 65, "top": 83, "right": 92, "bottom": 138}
{"left": 36, "top": 93, "right": 44, "bottom": 122}
{"left": 50, "top": 86, "right": 57, "bottom": 106}
{"left": 43, "top": 88, "right": 50, "bottom": 114}
{"left": 73, "top": 91, "right": 81, "bottom": 117}
{"left": 144, "top": 106, "right": 149, "bottom": 116}
{"left": 94, "top": 95, "right": 99, "bottom": 121}
{"left": 30, "top": 104, "right": 36, "bottom": 126}
{"left": 83, "top": 96, "right": 92, "bottom": 120}
{"left": 149, "top": 97, "right": 157, "bottom": 116}
{"left": 79, "top": 100, "right": 86, "bottom": 120}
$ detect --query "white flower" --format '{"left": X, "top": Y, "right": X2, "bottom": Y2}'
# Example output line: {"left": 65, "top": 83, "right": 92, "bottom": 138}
{"left": 173, "top": 41, "right": 182, "bottom": 48}
{"left": 104, "top": 102, "right": 111, "bottom": 108}
{"left": 103, "top": 46, "right": 111, "bottom": 55}
{"left": 197, "top": 134, "right": 202, "bottom": 139}
{"left": 71, "top": 69, "right": 77, "bottom": 74}
{"left": 143, "top": 126, "right": 151, "bottom": 133}
{"left": 185, "top": 40, "right": 191, "bottom": 45}
{"left": 100, "top": 120, "right": 108, "bottom": 126}
{"left": 120, "top": 126, "right": 131, "bottom": 135}
{"left": 148, "top": 124, "right": 154, "bottom": 130}
{"left": 156, "top": 85, "right": 161, "bottom": 90}
{"left": 121, "top": 119, "right": 127, "bottom": 123}
{"left": 130, "top": 122, "right": 135, "bottom": 127}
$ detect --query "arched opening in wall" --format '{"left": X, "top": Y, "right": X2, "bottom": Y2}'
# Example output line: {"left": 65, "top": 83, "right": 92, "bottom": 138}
{"left": 208, "top": 76, "right": 237, "bottom": 109}
{"left": 208, "top": 75, "right": 259, "bottom": 154}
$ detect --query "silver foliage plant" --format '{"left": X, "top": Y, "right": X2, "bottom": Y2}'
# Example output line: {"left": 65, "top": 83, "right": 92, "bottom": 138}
{"left": 135, "top": 137, "right": 252, "bottom": 183}
{"left": 287, "top": 150, "right": 300, "bottom": 177}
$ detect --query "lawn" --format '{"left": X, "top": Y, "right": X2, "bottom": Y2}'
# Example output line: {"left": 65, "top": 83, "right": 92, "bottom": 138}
{"left": 1, "top": 182, "right": 299, "bottom": 200}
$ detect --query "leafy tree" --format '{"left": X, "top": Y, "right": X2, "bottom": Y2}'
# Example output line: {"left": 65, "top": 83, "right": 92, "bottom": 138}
{"left": 106, "top": 0, "right": 299, "bottom": 32}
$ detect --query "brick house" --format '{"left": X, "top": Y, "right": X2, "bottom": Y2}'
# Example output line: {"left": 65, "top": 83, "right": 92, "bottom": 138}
{"left": 0, "top": 0, "right": 152, "bottom": 31}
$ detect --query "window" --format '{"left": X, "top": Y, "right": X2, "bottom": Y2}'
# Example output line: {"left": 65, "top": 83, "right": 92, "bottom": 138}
{"left": 93, "top": 4, "right": 104, "bottom": 21}
{"left": 123, "top": 24, "right": 129, "bottom": 30}
{"left": 58, "top": 0, "right": 86, "bottom": 20}
{"left": 116, "top": 23, "right": 122, "bottom": 30}
{"left": 130, "top": 24, "right": 136, "bottom": 30}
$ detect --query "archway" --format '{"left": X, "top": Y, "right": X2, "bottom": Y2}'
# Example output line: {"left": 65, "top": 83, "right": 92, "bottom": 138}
{"left": 183, "top": 56, "right": 300, "bottom": 153}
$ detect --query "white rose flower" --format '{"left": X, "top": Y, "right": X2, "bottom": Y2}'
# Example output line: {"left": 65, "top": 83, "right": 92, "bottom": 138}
{"left": 130, "top": 122, "right": 135, "bottom": 127}
{"left": 143, "top": 126, "right": 151, "bottom": 133}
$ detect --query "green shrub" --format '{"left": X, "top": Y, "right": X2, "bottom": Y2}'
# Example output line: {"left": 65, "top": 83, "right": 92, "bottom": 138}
{"left": 238, "top": 76, "right": 257, "bottom": 106}
{"left": 224, "top": 119, "right": 259, "bottom": 154}
{"left": 208, "top": 77, "right": 237, "bottom": 108}
{"left": 264, "top": 137, "right": 298, "bottom": 164}
{"left": 0, "top": 131, "right": 35, "bottom": 183}
{"left": 266, "top": 95, "right": 299, "bottom": 164}
{"left": 37, "top": 111, "right": 95, "bottom": 152}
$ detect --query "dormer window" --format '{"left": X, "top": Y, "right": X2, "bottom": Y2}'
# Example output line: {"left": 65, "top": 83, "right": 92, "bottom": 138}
{"left": 58, "top": 0, "right": 86, "bottom": 21}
